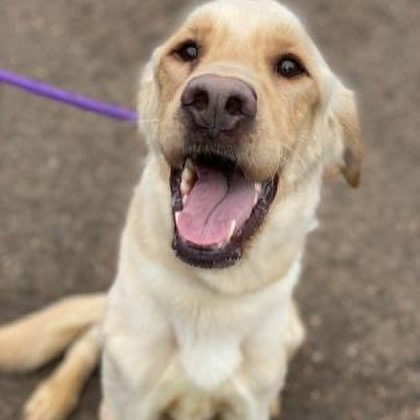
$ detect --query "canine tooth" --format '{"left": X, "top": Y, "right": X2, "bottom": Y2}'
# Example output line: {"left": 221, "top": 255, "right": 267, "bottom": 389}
{"left": 227, "top": 220, "right": 236, "bottom": 241}
{"left": 181, "top": 166, "right": 194, "bottom": 196}
{"left": 217, "top": 221, "right": 237, "bottom": 248}
{"left": 182, "top": 194, "right": 188, "bottom": 206}
{"left": 254, "top": 183, "right": 261, "bottom": 206}
{"left": 175, "top": 212, "right": 181, "bottom": 225}
{"left": 180, "top": 178, "right": 190, "bottom": 196}
{"left": 182, "top": 166, "right": 194, "bottom": 182}
{"left": 254, "top": 192, "right": 259, "bottom": 206}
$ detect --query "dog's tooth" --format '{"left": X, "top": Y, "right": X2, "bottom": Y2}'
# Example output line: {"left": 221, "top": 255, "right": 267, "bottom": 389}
{"left": 254, "top": 183, "right": 262, "bottom": 206}
{"left": 216, "top": 220, "right": 236, "bottom": 249}
{"left": 175, "top": 212, "right": 181, "bottom": 225}
{"left": 181, "top": 166, "right": 195, "bottom": 196}
{"left": 183, "top": 166, "right": 194, "bottom": 182}
{"left": 227, "top": 220, "right": 236, "bottom": 241}
{"left": 180, "top": 178, "right": 190, "bottom": 196}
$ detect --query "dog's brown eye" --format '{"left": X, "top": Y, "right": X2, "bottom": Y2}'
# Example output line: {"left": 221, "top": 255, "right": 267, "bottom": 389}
{"left": 276, "top": 55, "right": 307, "bottom": 79}
{"left": 175, "top": 42, "right": 200, "bottom": 62}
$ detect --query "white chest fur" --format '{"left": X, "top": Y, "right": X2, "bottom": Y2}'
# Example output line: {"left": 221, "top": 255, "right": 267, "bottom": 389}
{"left": 109, "top": 245, "right": 302, "bottom": 392}
{"left": 103, "top": 255, "right": 302, "bottom": 420}
{"left": 172, "top": 264, "right": 301, "bottom": 389}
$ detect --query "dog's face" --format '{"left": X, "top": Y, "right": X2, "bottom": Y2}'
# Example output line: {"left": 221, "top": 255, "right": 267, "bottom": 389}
{"left": 139, "top": 0, "right": 363, "bottom": 270}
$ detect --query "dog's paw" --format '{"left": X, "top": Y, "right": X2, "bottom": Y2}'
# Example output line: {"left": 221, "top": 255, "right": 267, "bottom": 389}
{"left": 23, "top": 379, "right": 77, "bottom": 420}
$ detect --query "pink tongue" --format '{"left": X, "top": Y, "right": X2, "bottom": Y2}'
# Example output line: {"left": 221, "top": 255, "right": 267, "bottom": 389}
{"left": 176, "top": 167, "right": 256, "bottom": 247}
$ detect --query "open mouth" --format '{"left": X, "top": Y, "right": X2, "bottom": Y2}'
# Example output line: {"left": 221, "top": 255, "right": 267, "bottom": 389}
{"left": 170, "top": 154, "right": 278, "bottom": 269}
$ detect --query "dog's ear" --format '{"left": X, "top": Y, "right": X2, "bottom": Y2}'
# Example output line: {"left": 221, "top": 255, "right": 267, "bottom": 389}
{"left": 139, "top": 48, "right": 162, "bottom": 103}
{"left": 138, "top": 47, "right": 163, "bottom": 145}
{"left": 327, "top": 84, "right": 364, "bottom": 188}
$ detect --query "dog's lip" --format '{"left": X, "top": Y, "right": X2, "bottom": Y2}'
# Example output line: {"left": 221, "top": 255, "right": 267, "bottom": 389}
{"left": 170, "top": 157, "right": 279, "bottom": 269}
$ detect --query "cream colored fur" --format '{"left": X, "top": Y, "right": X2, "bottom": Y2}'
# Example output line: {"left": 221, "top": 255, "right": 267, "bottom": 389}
{"left": 0, "top": 1, "right": 362, "bottom": 419}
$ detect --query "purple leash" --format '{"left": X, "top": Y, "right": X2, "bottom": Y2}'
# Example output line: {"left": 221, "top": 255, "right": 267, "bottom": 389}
{"left": 0, "top": 69, "right": 138, "bottom": 123}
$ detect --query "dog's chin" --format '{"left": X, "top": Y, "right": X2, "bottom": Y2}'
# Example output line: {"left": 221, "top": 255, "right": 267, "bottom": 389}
{"left": 169, "top": 152, "right": 279, "bottom": 269}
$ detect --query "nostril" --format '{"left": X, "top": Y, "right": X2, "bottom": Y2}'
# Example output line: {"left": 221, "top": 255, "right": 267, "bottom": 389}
{"left": 181, "top": 85, "right": 209, "bottom": 111}
{"left": 225, "top": 96, "right": 244, "bottom": 116}
{"left": 192, "top": 89, "right": 209, "bottom": 111}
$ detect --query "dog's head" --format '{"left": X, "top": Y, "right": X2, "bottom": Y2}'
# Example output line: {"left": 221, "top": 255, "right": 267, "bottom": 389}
{"left": 138, "top": 0, "right": 363, "bottom": 271}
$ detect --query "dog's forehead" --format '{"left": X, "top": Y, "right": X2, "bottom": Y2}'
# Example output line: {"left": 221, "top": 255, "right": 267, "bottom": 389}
{"left": 187, "top": 0, "right": 305, "bottom": 37}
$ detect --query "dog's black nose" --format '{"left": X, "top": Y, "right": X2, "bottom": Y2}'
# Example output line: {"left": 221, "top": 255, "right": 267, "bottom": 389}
{"left": 181, "top": 75, "right": 257, "bottom": 138}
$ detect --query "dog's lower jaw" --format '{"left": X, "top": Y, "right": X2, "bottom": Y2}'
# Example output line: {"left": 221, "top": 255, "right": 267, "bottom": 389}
{"left": 128, "top": 153, "right": 322, "bottom": 297}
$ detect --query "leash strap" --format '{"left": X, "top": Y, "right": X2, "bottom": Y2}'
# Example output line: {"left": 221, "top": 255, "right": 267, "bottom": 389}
{"left": 0, "top": 69, "right": 138, "bottom": 123}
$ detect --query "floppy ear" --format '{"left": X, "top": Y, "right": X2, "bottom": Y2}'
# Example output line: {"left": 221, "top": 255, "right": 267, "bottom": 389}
{"left": 138, "top": 47, "right": 163, "bottom": 146}
{"left": 328, "top": 85, "right": 364, "bottom": 188}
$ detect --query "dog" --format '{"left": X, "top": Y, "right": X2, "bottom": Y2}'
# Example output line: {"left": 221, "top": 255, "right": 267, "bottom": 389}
{"left": 0, "top": 0, "right": 363, "bottom": 419}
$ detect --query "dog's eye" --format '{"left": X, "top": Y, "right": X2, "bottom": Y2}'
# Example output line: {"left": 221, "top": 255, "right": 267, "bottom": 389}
{"left": 276, "top": 55, "right": 307, "bottom": 79}
{"left": 175, "top": 41, "right": 200, "bottom": 62}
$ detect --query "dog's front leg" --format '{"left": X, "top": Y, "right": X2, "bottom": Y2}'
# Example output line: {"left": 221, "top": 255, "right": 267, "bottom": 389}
{"left": 238, "top": 301, "right": 306, "bottom": 420}
{"left": 101, "top": 284, "right": 175, "bottom": 420}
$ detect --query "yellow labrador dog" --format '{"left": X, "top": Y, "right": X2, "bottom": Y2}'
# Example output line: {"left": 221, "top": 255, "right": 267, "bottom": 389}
{"left": 0, "top": 0, "right": 363, "bottom": 419}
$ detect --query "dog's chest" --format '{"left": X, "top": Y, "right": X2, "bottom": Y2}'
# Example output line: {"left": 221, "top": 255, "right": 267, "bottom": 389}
{"left": 173, "top": 315, "right": 244, "bottom": 390}
{"left": 165, "top": 288, "right": 285, "bottom": 391}
{"left": 135, "top": 294, "right": 291, "bottom": 420}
